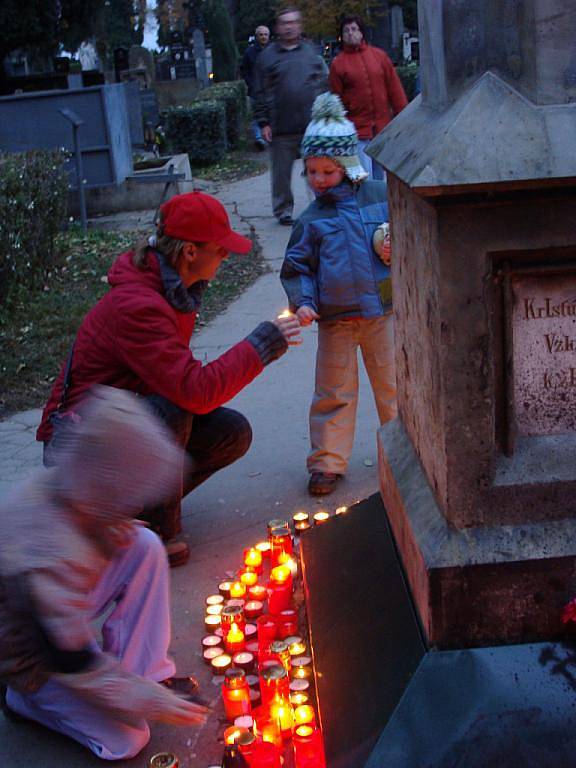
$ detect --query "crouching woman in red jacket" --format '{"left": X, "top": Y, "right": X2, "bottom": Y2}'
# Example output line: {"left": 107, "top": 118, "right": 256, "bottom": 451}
{"left": 36, "top": 191, "right": 300, "bottom": 566}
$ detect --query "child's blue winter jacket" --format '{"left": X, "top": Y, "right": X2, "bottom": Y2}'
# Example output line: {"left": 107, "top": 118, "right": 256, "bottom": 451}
{"left": 280, "top": 179, "right": 391, "bottom": 321}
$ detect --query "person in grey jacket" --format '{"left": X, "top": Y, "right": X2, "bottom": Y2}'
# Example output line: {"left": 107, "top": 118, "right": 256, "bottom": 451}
{"left": 253, "top": 7, "right": 327, "bottom": 225}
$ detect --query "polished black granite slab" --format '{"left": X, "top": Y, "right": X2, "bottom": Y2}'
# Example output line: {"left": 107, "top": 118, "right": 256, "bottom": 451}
{"left": 300, "top": 493, "right": 427, "bottom": 768}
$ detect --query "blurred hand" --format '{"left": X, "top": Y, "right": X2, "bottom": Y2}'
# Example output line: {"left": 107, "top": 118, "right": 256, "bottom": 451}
{"left": 273, "top": 312, "right": 302, "bottom": 345}
{"left": 262, "top": 125, "right": 272, "bottom": 142}
{"left": 296, "top": 306, "right": 320, "bottom": 327}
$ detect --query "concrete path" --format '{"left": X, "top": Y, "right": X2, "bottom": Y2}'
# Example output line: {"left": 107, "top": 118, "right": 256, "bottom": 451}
{"left": 0, "top": 164, "right": 383, "bottom": 767}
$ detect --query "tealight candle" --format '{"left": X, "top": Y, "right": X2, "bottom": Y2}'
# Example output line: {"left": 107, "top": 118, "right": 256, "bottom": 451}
{"left": 225, "top": 598, "right": 246, "bottom": 609}
{"left": 234, "top": 714, "right": 254, "bottom": 731}
{"left": 248, "top": 584, "right": 268, "bottom": 602}
{"left": 335, "top": 505, "right": 348, "bottom": 515}
{"left": 205, "top": 614, "right": 221, "bottom": 633}
{"left": 225, "top": 622, "right": 246, "bottom": 654}
{"left": 233, "top": 651, "right": 255, "bottom": 672}
{"left": 211, "top": 653, "right": 232, "bottom": 676}
{"left": 313, "top": 511, "right": 330, "bottom": 525}
{"left": 206, "top": 604, "right": 223, "bottom": 616}
{"left": 289, "top": 678, "right": 310, "bottom": 693}
{"left": 206, "top": 594, "right": 225, "bottom": 606}
{"left": 230, "top": 581, "right": 247, "bottom": 599}
{"left": 290, "top": 691, "right": 310, "bottom": 706}
{"left": 255, "top": 541, "right": 271, "bottom": 559}
{"left": 240, "top": 570, "right": 259, "bottom": 588}
{"left": 246, "top": 640, "right": 260, "bottom": 656}
{"left": 203, "top": 646, "right": 224, "bottom": 665}
{"left": 244, "top": 600, "right": 264, "bottom": 620}
{"left": 288, "top": 639, "right": 307, "bottom": 656}
{"left": 293, "top": 511, "right": 311, "bottom": 534}
{"left": 293, "top": 704, "right": 316, "bottom": 729}
{"left": 202, "top": 634, "right": 223, "bottom": 649}
{"left": 291, "top": 656, "right": 313, "bottom": 680}
{"left": 219, "top": 581, "right": 233, "bottom": 598}
{"left": 223, "top": 725, "right": 249, "bottom": 745}
{"left": 245, "top": 623, "right": 257, "bottom": 638}
{"left": 243, "top": 547, "right": 263, "bottom": 575}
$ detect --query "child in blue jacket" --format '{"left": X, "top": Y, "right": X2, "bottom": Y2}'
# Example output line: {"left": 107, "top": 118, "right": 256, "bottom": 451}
{"left": 280, "top": 93, "right": 397, "bottom": 496}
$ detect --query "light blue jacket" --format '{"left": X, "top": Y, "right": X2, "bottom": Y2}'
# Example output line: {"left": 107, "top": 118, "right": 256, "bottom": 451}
{"left": 280, "top": 180, "right": 391, "bottom": 321}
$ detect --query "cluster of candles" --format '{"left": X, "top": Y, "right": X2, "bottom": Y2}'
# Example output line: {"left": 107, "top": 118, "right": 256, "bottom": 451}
{"left": 291, "top": 505, "right": 348, "bottom": 533}
{"left": 201, "top": 518, "right": 327, "bottom": 767}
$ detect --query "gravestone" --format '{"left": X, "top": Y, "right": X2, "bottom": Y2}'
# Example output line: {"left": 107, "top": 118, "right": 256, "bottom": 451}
{"left": 368, "top": 0, "right": 576, "bottom": 648}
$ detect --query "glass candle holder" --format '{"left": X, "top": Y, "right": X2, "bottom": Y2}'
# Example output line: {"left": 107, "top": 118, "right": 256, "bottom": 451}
{"left": 267, "top": 519, "right": 290, "bottom": 538}
{"left": 230, "top": 581, "right": 247, "bottom": 599}
{"left": 247, "top": 739, "right": 282, "bottom": 768}
{"left": 276, "top": 608, "right": 298, "bottom": 639}
{"left": 244, "top": 600, "right": 264, "bottom": 620}
{"left": 224, "top": 622, "right": 246, "bottom": 655}
{"left": 270, "top": 694, "right": 294, "bottom": 739}
{"left": 260, "top": 664, "right": 290, "bottom": 707}
{"left": 293, "top": 704, "right": 316, "bottom": 729}
{"left": 256, "top": 614, "right": 277, "bottom": 652}
{"left": 269, "top": 527, "right": 293, "bottom": 568}
{"left": 292, "top": 725, "right": 326, "bottom": 768}
{"left": 223, "top": 724, "right": 249, "bottom": 746}
{"left": 237, "top": 729, "right": 257, "bottom": 762}
{"left": 221, "top": 604, "right": 246, "bottom": 636}
{"left": 269, "top": 640, "right": 291, "bottom": 672}
{"left": 222, "top": 668, "right": 252, "bottom": 722}
{"left": 243, "top": 547, "right": 263, "bottom": 575}
{"left": 248, "top": 584, "right": 268, "bottom": 602}
{"left": 253, "top": 704, "right": 283, "bottom": 750}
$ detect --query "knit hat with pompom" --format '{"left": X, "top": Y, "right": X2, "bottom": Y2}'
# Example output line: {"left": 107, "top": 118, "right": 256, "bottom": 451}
{"left": 301, "top": 92, "right": 368, "bottom": 182}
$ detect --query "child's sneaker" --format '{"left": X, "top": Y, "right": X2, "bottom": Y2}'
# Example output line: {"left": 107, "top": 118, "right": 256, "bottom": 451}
{"left": 308, "top": 472, "right": 341, "bottom": 496}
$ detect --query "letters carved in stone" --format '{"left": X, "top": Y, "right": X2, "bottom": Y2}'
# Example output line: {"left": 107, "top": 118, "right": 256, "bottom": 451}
{"left": 512, "top": 275, "right": 576, "bottom": 436}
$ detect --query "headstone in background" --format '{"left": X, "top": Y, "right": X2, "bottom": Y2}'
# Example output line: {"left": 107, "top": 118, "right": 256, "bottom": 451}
{"left": 193, "top": 27, "right": 209, "bottom": 87}
{"left": 129, "top": 45, "right": 155, "bottom": 88}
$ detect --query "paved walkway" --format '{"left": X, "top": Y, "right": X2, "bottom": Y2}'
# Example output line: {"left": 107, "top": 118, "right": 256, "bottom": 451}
{"left": 0, "top": 164, "right": 383, "bottom": 767}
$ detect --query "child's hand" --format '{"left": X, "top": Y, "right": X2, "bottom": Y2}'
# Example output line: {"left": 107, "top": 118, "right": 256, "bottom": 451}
{"left": 296, "top": 306, "right": 320, "bottom": 326}
{"left": 373, "top": 223, "right": 391, "bottom": 266}
{"left": 274, "top": 311, "right": 303, "bottom": 345}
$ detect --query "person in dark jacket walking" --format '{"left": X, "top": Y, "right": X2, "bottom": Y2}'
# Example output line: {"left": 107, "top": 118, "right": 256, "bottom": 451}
{"left": 329, "top": 15, "right": 408, "bottom": 179}
{"left": 240, "top": 25, "right": 270, "bottom": 150}
{"left": 254, "top": 7, "right": 327, "bottom": 225}
{"left": 281, "top": 94, "right": 397, "bottom": 496}
{"left": 37, "top": 191, "right": 301, "bottom": 566}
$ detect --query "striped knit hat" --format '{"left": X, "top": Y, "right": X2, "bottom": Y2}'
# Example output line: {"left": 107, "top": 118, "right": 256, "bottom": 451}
{"left": 301, "top": 93, "right": 368, "bottom": 183}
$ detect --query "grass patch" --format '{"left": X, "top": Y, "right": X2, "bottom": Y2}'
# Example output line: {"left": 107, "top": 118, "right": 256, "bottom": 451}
{"left": 0, "top": 227, "right": 267, "bottom": 418}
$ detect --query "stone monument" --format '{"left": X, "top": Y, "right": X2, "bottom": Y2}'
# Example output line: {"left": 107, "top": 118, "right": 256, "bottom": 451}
{"left": 369, "top": 0, "right": 576, "bottom": 648}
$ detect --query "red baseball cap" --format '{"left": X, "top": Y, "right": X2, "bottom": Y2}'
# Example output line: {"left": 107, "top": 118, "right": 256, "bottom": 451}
{"left": 160, "top": 191, "right": 252, "bottom": 254}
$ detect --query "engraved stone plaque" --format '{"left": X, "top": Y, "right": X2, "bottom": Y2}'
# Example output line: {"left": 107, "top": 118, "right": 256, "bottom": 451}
{"left": 512, "top": 274, "right": 576, "bottom": 436}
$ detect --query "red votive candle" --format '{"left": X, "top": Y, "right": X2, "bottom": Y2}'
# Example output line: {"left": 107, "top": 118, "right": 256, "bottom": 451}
{"left": 244, "top": 600, "right": 264, "bottom": 620}
{"left": 269, "top": 640, "right": 291, "bottom": 672}
{"left": 237, "top": 729, "right": 257, "bottom": 762}
{"left": 255, "top": 541, "right": 271, "bottom": 559}
{"left": 230, "top": 581, "right": 247, "bottom": 599}
{"left": 249, "top": 738, "right": 282, "bottom": 767}
{"left": 239, "top": 569, "right": 259, "bottom": 589}
{"left": 260, "top": 664, "right": 290, "bottom": 707}
{"left": 224, "top": 623, "right": 246, "bottom": 655}
{"left": 222, "top": 668, "right": 252, "bottom": 722}
{"left": 244, "top": 547, "right": 263, "bottom": 575}
{"left": 293, "top": 725, "right": 326, "bottom": 768}
{"left": 248, "top": 584, "right": 268, "bottom": 602}
{"left": 276, "top": 608, "right": 298, "bottom": 639}
{"left": 221, "top": 604, "right": 246, "bottom": 636}
{"left": 267, "top": 566, "right": 293, "bottom": 615}
{"left": 223, "top": 724, "right": 250, "bottom": 745}
{"left": 269, "top": 527, "right": 293, "bottom": 568}
{"left": 253, "top": 704, "right": 283, "bottom": 749}
{"left": 257, "top": 615, "right": 277, "bottom": 652}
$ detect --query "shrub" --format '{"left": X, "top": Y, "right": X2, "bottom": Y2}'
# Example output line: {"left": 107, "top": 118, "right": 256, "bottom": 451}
{"left": 204, "top": 0, "right": 239, "bottom": 82}
{"left": 396, "top": 63, "right": 420, "bottom": 101}
{"left": 195, "top": 80, "right": 247, "bottom": 149}
{"left": 0, "top": 150, "right": 69, "bottom": 306}
{"left": 163, "top": 101, "right": 227, "bottom": 166}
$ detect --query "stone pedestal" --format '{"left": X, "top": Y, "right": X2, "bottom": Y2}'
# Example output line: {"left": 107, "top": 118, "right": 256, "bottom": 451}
{"left": 369, "top": 0, "right": 576, "bottom": 648}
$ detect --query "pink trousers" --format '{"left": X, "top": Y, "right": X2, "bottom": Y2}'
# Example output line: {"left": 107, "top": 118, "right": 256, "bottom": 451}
{"left": 6, "top": 527, "right": 175, "bottom": 759}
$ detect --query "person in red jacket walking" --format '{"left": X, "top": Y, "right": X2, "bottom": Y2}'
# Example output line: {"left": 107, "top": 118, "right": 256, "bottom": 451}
{"left": 37, "top": 191, "right": 301, "bottom": 567}
{"left": 329, "top": 15, "right": 408, "bottom": 179}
